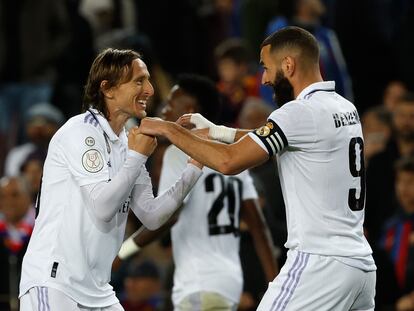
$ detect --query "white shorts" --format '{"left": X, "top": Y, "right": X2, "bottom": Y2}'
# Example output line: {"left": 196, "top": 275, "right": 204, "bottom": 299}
{"left": 20, "top": 287, "right": 124, "bottom": 311}
{"left": 257, "top": 250, "right": 376, "bottom": 311}
{"left": 175, "top": 291, "right": 238, "bottom": 311}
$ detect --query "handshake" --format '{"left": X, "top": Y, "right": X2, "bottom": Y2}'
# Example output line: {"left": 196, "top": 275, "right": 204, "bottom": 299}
{"left": 127, "top": 114, "right": 236, "bottom": 157}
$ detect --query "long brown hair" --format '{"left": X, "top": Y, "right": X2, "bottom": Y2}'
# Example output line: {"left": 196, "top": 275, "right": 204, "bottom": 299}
{"left": 82, "top": 48, "right": 141, "bottom": 119}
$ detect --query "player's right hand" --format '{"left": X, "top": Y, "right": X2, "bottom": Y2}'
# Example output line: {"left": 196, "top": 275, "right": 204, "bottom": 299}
{"left": 128, "top": 127, "right": 157, "bottom": 156}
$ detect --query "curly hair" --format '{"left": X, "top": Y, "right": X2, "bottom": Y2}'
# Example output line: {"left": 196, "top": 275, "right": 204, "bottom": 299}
{"left": 82, "top": 48, "right": 141, "bottom": 119}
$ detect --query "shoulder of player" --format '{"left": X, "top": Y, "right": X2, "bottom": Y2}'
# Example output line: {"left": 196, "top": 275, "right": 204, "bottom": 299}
{"left": 268, "top": 99, "right": 310, "bottom": 120}
{"left": 51, "top": 114, "right": 105, "bottom": 148}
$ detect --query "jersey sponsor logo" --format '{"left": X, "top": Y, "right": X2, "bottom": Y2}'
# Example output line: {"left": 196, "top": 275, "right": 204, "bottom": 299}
{"left": 332, "top": 110, "right": 360, "bottom": 128}
{"left": 82, "top": 149, "right": 104, "bottom": 173}
{"left": 255, "top": 122, "right": 273, "bottom": 137}
{"left": 85, "top": 136, "right": 95, "bottom": 146}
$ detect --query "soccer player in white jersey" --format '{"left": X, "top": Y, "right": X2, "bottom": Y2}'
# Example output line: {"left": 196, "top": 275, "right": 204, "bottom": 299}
{"left": 117, "top": 74, "right": 278, "bottom": 310}
{"left": 18, "top": 48, "right": 203, "bottom": 311}
{"left": 137, "top": 27, "right": 377, "bottom": 310}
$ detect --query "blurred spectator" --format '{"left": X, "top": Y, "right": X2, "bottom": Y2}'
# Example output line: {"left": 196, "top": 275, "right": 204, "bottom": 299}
{"left": 52, "top": 0, "right": 95, "bottom": 119}
{"left": 238, "top": 97, "right": 273, "bottom": 130}
{"left": 19, "top": 150, "right": 47, "bottom": 204}
{"left": 4, "top": 103, "right": 64, "bottom": 177}
{"left": 0, "top": 0, "right": 70, "bottom": 148}
{"left": 383, "top": 80, "right": 408, "bottom": 112}
{"left": 121, "top": 260, "right": 162, "bottom": 311}
{"left": 379, "top": 157, "right": 414, "bottom": 311}
{"left": 239, "top": 0, "right": 279, "bottom": 54}
{"left": 237, "top": 97, "right": 287, "bottom": 264}
{"left": 366, "top": 92, "right": 414, "bottom": 244}
{"left": 0, "top": 176, "right": 35, "bottom": 311}
{"left": 215, "top": 38, "right": 261, "bottom": 126}
{"left": 265, "top": 0, "right": 353, "bottom": 101}
{"left": 332, "top": 0, "right": 394, "bottom": 114}
{"left": 361, "top": 105, "right": 392, "bottom": 165}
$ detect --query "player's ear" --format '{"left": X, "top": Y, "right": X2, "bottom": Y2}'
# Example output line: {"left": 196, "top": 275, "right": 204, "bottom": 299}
{"left": 100, "top": 80, "right": 114, "bottom": 99}
{"left": 282, "top": 56, "right": 295, "bottom": 78}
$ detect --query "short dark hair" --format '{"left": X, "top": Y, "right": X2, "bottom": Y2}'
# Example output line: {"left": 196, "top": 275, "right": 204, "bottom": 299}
{"left": 83, "top": 48, "right": 141, "bottom": 119}
{"left": 215, "top": 38, "right": 252, "bottom": 65}
{"left": 261, "top": 26, "right": 320, "bottom": 65}
{"left": 396, "top": 92, "right": 414, "bottom": 106}
{"left": 395, "top": 156, "right": 414, "bottom": 174}
{"left": 176, "top": 74, "right": 222, "bottom": 123}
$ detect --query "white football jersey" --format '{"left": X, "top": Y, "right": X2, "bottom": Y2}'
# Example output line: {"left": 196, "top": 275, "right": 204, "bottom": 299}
{"left": 248, "top": 81, "right": 376, "bottom": 272}
{"left": 19, "top": 110, "right": 148, "bottom": 307}
{"left": 158, "top": 145, "right": 258, "bottom": 305}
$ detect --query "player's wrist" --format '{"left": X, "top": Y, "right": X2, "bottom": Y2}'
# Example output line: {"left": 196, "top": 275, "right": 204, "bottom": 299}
{"left": 118, "top": 236, "right": 140, "bottom": 259}
{"left": 209, "top": 125, "right": 237, "bottom": 144}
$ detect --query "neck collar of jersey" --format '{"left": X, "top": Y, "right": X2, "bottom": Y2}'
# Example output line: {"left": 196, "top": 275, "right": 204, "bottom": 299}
{"left": 88, "top": 109, "right": 121, "bottom": 141}
{"left": 296, "top": 81, "right": 336, "bottom": 100}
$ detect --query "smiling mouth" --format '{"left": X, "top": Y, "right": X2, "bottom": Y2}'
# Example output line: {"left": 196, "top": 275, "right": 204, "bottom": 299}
{"left": 136, "top": 100, "right": 147, "bottom": 109}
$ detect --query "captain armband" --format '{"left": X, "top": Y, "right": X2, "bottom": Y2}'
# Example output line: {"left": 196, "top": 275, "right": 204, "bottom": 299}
{"left": 251, "top": 120, "right": 288, "bottom": 156}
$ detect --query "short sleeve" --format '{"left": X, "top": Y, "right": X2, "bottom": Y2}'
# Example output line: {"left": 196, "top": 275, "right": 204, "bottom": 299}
{"left": 239, "top": 170, "right": 258, "bottom": 200}
{"left": 57, "top": 124, "right": 109, "bottom": 186}
{"left": 248, "top": 101, "right": 316, "bottom": 156}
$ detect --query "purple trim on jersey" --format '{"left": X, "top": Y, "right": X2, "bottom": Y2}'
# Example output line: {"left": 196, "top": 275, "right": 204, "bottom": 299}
{"left": 44, "top": 287, "right": 50, "bottom": 311}
{"left": 273, "top": 252, "right": 306, "bottom": 311}
{"left": 280, "top": 253, "right": 310, "bottom": 311}
{"left": 84, "top": 113, "right": 99, "bottom": 127}
{"left": 270, "top": 252, "right": 303, "bottom": 310}
{"left": 37, "top": 287, "right": 43, "bottom": 311}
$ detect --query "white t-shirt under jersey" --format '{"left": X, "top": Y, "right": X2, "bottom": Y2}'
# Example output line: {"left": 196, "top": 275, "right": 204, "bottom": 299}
{"left": 248, "top": 81, "right": 376, "bottom": 272}
{"left": 158, "top": 145, "right": 258, "bottom": 305}
{"left": 19, "top": 111, "right": 149, "bottom": 307}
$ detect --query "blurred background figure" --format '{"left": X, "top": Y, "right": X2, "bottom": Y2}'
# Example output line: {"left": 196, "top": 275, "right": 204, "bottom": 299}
{"left": 0, "top": 0, "right": 70, "bottom": 157}
{"left": 378, "top": 157, "right": 414, "bottom": 311}
{"left": 215, "top": 38, "right": 261, "bottom": 126}
{"left": 265, "top": 0, "right": 353, "bottom": 102}
{"left": 3, "top": 103, "right": 64, "bottom": 177}
{"left": 383, "top": 80, "right": 408, "bottom": 112}
{"left": 121, "top": 260, "right": 163, "bottom": 311}
{"left": 237, "top": 97, "right": 287, "bottom": 270}
{"left": 0, "top": 177, "right": 35, "bottom": 311}
{"left": 366, "top": 92, "right": 414, "bottom": 247}
{"left": 361, "top": 106, "right": 392, "bottom": 165}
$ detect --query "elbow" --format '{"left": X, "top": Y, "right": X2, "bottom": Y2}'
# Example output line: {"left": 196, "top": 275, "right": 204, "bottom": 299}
{"left": 142, "top": 222, "right": 161, "bottom": 231}
{"left": 217, "top": 159, "right": 244, "bottom": 175}
{"left": 94, "top": 210, "right": 113, "bottom": 223}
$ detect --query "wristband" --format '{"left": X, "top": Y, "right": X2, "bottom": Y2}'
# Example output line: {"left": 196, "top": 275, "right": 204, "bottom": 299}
{"left": 118, "top": 236, "right": 140, "bottom": 259}
{"left": 209, "top": 125, "right": 237, "bottom": 144}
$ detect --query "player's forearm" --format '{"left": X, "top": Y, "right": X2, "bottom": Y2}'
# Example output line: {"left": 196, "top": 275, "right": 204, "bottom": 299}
{"left": 243, "top": 200, "right": 278, "bottom": 281}
{"left": 234, "top": 129, "right": 251, "bottom": 142}
{"left": 161, "top": 122, "right": 240, "bottom": 175}
{"left": 82, "top": 151, "right": 147, "bottom": 222}
{"left": 131, "top": 164, "right": 202, "bottom": 230}
{"left": 251, "top": 226, "right": 279, "bottom": 282}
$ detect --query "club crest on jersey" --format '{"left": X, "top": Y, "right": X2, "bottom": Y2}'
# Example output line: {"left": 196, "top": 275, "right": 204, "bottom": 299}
{"left": 82, "top": 149, "right": 104, "bottom": 173}
{"left": 256, "top": 122, "right": 273, "bottom": 137}
{"left": 85, "top": 136, "right": 95, "bottom": 146}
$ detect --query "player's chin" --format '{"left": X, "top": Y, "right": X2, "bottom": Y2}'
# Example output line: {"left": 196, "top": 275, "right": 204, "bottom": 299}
{"left": 135, "top": 110, "right": 147, "bottom": 119}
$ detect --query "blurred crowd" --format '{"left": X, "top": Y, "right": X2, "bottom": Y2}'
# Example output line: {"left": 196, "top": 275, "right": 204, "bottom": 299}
{"left": 0, "top": 0, "right": 414, "bottom": 310}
